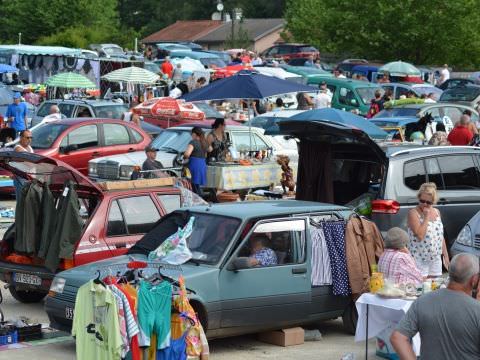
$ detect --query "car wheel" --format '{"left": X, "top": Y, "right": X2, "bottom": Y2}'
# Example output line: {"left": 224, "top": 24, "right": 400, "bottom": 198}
{"left": 342, "top": 301, "right": 358, "bottom": 335}
{"left": 9, "top": 287, "right": 47, "bottom": 303}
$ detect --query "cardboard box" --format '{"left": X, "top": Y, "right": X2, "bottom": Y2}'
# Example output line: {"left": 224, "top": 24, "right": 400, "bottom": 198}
{"left": 98, "top": 177, "right": 175, "bottom": 191}
{"left": 258, "top": 327, "right": 304, "bottom": 347}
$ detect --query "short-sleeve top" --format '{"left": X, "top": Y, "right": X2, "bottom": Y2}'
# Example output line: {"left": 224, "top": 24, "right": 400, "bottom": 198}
{"left": 189, "top": 139, "right": 207, "bottom": 158}
{"left": 407, "top": 209, "right": 443, "bottom": 262}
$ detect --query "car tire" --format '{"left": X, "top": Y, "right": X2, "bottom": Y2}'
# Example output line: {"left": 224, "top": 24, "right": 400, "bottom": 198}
{"left": 9, "top": 287, "right": 47, "bottom": 303}
{"left": 342, "top": 301, "right": 358, "bottom": 335}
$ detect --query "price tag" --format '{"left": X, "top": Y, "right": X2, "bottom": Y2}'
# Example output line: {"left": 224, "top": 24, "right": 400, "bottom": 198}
{"left": 62, "top": 187, "right": 69, "bottom": 197}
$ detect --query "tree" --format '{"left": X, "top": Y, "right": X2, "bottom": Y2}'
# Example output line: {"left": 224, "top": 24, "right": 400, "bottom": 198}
{"left": 284, "top": 0, "right": 480, "bottom": 69}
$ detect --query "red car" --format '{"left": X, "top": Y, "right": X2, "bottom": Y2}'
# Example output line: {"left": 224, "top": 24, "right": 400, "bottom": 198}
{"left": 0, "top": 152, "right": 185, "bottom": 302}
{"left": 30, "top": 118, "right": 151, "bottom": 175}
{"left": 261, "top": 43, "right": 320, "bottom": 62}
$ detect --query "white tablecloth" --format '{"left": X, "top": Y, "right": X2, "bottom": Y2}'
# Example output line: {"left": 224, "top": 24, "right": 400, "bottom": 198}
{"left": 355, "top": 293, "right": 421, "bottom": 355}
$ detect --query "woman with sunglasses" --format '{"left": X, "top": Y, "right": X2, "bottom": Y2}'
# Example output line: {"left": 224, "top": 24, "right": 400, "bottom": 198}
{"left": 407, "top": 182, "right": 449, "bottom": 278}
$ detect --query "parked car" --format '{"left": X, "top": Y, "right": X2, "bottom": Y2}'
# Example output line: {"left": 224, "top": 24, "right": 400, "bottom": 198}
{"left": 280, "top": 64, "right": 333, "bottom": 82}
{"left": 193, "top": 49, "right": 231, "bottom": 63}
{"left": 275, "top": 120, "right": 480, "bottom": 248}
{"left": 89, "top": 44, "right": 127, "bottom": 59}
{"left": 371, "top": 102, "right": 479, "bottom": 134}
{"left": 168, "top": 50, "right": 226, "bottom": 69}
{"left": 451, "top": 210, "right": 480, "bottom": 257}
{"left": 261, "top": 44, "right": 320, "bottom": 62}
{"left": 439, "top": 84, "right": 480, "bottom": 109}
{"left": 380, "top": 83, "right": 443, "bottom": 101}
{"left": 307, "top": 77, "right": 384, "bottom": 116}
{"left": 334, "top": 59, "right": 369, "bottom": 77}
{"left": 30, "top": 118, "right": 151, "bottom": 175}
{"left": 45, "top": 201, "right": 357, "bottom": 336}
{"left": 287, "top": 58, "right": 333, "bottom": 71}
{"left": 437, "top": 78, "right": 476, "bottom": 91}
{"left": 351, "top": 65, "right": 380, "bottom": 82}
{"left": 88, "top": 125, "right": 297, "bottom": 181}
{"left": 144, "top": 61, "right": 160, "bottom": 74}
{"left": 0, "top": 151, "right": 187, "bottom": 303}
{"left": 31, "top": 99, "right": 129, "bottom": 127}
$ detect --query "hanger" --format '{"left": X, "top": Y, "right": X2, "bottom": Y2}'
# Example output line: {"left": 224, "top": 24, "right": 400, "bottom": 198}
{"left": 93, "top": 270, "right": 106, "bottom": 288}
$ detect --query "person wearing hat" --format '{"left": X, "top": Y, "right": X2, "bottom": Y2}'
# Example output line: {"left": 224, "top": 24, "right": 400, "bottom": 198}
{"left": 5, "top": 92, "right": 27, "bottom": 134}
{"left": 314, "top": 81, "right": 332, "bottom": 109}
{"left": 141, "top": 146, "right": 166, "bottom": 179}
{"left": 378, "top": 227, "right": 424, "bottom": 285}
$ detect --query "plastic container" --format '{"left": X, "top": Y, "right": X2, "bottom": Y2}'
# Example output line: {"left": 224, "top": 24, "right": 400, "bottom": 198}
{"left": 17, "top": 324, "right": 42, "bottom": 342}
{"left": 370, "top": 272, "right": 384, "bottom": 294}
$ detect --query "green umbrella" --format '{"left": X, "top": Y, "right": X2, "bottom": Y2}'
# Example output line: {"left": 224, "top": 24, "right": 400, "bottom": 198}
{"left": 379, "top": 61, "right": 421, "bottom": 77}
{"left": 45, "top": 72, "right": 96, "bottom": 88}
{"left": 101, "top": 66, "right": 160, "bottom": 84}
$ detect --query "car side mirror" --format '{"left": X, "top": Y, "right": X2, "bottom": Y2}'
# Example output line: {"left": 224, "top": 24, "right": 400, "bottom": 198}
{"left": 227, "top": 257, "right": 252, "bottom": 271}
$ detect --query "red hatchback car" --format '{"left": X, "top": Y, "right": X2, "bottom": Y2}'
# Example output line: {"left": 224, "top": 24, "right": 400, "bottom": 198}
{"left": 261, "top": 43, "right": 320, "bottom": 62}
{"left": 31, "top": 118, "right": 151, "bottom": 175}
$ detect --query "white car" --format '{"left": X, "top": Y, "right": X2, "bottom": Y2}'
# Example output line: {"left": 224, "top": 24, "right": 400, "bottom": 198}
{"left": 89, "top": 125, "right": 298, "bottom": 181}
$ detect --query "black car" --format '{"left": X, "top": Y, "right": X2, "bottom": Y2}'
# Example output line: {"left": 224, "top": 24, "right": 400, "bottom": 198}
{"left": 438, "top": 78, "right": 476, "bottom": 91}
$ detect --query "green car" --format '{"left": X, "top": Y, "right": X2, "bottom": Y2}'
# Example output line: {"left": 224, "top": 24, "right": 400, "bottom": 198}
{"left": 280, "top": 64, "right": 334, "bottom": 83}
{"left": 45, "top": 201, "right": 357, "bottom": 338}
{"left": 308, "top": 77, "right": 383, "bottom": 116}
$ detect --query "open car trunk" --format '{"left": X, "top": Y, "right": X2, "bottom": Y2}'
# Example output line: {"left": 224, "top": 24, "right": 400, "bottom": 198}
{"left": 273, "top": 120, "right": 387, "bottom": 206}
{"left": 0, "top": 151, "right": 102, "bottom": 269}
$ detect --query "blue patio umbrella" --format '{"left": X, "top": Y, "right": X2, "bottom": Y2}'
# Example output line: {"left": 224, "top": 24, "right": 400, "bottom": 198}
{"left": 181, "top": 70, "right": 317, "bottom": 101}
{"left": 0, "top": 64, "right": 18, "bottom": 74}
{"left": 275, "top": 108, "right": 388, "bottom": 140}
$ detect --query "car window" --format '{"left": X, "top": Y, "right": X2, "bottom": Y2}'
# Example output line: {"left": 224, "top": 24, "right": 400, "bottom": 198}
{"left": 232, "top": 132, "right": 268, "bottom": 152}
{"left": 31, "top": 123, "right": 69, "bottom": 149}
{"left": 36, "top": 102, "right": 56, "bottom": 117}
{"left": 357, "top": 87, "right": 382, "bottom": 105}
{"left": 58, "top": 103, "right": 75, "bottom": 117}
{"left": 151, "top": 129, "right": 191, "bottom": 152}
{"left": 326, "top": 84, "right": 337, "bottom": 94}
{"left": 76, "top": 106, "right": 93, "bottom": 117}
{"left": 396, "top": 86, "right": 410, "bottom": 99}
{"left": 338, "top": 87, "right": 358, "bottom": 107}
{"left": 237, "top": 219, "right": 306, "bottom": 267}
{"left": 60, "top": 124, "right": 98, "bottom": 149}
{"left": 437, "top": 155, "right": 480, "bottom": 190}
{"left": 440, "top": 87, "right": 480, "bottom": 102}
{"left": 94, "top": 105, "right": 128, "bottom": 119}
{"left": 131, "top": 128, "right": 144, "bottom": 143}
{"left": 107, "top": 200, "right": 128, "bottom": 237}
{"left": 404, "top": 160, "right": 427, "bottom": 190}
{"left": 103, "top": 123, "right": 130, "bottom": 146}
{"left": 267, "top": 47, "right": 279, "bottom": 56}
{"left": 157, "top": 194, "right": 181, "bottom": 214}
{"left": 424, "top": 158, "right": 444, "bottom": 189}
{"left": 441, "top": 107, "right": 463, "bottom": 126}
{"left": 278, "top": 46, "right": 293, "bottom": 55}
{"left": 298, "top": 46, "right": 317, "bottom": 52}
{"left": 118, "top": 196, "right": 160, "bottom": 234}
{"left": 375, "top": 108, "right": 419, "bottom": 118}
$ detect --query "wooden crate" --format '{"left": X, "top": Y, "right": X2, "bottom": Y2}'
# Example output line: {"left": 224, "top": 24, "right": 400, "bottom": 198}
{"left": 98, "top": 177, "right": 175, "bottom": 191}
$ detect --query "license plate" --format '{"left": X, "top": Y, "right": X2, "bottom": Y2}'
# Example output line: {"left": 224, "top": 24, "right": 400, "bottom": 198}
{"left": 65, "top": 306, "right": 74, "bottom": 320}
{"left": 13, "top": 273, "right": 42, "bottom": 286}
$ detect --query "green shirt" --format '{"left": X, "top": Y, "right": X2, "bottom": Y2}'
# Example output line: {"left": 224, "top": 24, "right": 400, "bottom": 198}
{"left": 72, "top": 280, "right": 123, "bottom": 360}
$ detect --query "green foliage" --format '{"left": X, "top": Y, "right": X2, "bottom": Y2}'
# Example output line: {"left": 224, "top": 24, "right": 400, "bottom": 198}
{"left": 285, "top": 0, "right": 480, "bottom": 69}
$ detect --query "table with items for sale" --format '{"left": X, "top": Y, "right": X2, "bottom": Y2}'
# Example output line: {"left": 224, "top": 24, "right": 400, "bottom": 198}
{"left": 355, "top": 292, "right": 421, "bottom": 359}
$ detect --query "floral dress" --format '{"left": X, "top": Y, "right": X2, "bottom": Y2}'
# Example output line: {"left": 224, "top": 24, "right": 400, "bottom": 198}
{"left": 407, "top": 210, "right": 443, "bottom": 263}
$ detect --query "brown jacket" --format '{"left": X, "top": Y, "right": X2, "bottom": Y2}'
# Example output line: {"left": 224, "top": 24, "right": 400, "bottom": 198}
{"left": 345, "top": 216, "right": 384, "bottom": 296}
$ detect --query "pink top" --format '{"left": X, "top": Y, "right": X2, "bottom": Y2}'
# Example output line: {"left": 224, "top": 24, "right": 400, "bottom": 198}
{"left": 378, "top": 249, "right": 423, "bottom": 285}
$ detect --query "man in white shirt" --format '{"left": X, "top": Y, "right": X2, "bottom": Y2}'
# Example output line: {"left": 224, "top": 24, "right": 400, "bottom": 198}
{"left": 40, "top": 105, "right": 63, "bottom": 124}
{"left": 439, "top": 64, "right": 450, "bottom": 85}
{"left": 314, "top": 82, "right": 332, "bottom": 109}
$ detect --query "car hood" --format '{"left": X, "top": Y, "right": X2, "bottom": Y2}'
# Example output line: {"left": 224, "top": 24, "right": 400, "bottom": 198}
{"left": 370, "top": 116, "right": 418, "bottom": 126}
{"left": 0, "top": 151, "right": 103, "bottom": 195}
{"left": 274, "top": 120, "right": 387, "bottom": 165}
{"left": 56, "top": 254, "right": 217, "bottom": 292}
{"left": 90, "top": 151, "right": 176, "bottom": 168}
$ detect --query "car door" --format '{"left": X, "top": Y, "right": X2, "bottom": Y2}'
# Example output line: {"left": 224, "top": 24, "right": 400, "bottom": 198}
{"left": 103, "top": 194, "right": 162, "bottom": 256}
{"left": 57, "top": 124, "right": 100, "bottom": 174}
{"left": 58, "top": 103, "right": 75, "bottom": 118}
{"left": 338, "top": 87, "right": 359, "bottom": 111}
{"left": 100, "top": 123, "right": 137, "bottom": 157}
{"left": 218, "top": 218, "right": 310, "bottom": 329}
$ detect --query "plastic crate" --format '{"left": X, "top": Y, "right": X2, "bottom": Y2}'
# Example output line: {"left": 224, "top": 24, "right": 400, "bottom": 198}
{"left": 17, "top": 324, "right": 42, "bottom": 342}
{"left": 0, "top": 329, "right": 17, "bottom": 345}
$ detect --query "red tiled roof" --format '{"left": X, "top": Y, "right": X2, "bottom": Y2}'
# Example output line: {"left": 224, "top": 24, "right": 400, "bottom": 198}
{"left": 142, "top": 20, "right": 222, "bottom": 43}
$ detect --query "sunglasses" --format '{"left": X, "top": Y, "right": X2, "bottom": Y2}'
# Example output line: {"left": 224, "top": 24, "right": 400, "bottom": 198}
{"left": 419, "top": 199, "right": 433, "bottom": 205}
{"left": 23, "top": 136, "right": 32, "bottom": 139}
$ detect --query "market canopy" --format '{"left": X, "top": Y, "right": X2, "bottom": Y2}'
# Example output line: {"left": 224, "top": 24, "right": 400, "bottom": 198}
{"left": 0, "top": 64, "right": 18, "bottom": 74}
{"left": 378, "top": 61, "right": 421, "bottom": 77}
{"left": 0, "top": 45, "right": 82, "bottom": 57}
{"left": 45, "top": 72, "right": 96, "bottom": 88}
{"left": 270, "top": 108, "right": 388, "bottom": 140}
{"left": 181, "top": 70, "right": 317, "bottom": 101}
{"left": 102, "top": 66, "right": 160, "bottom": 84}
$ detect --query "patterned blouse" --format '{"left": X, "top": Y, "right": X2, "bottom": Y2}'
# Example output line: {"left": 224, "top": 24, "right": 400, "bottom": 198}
{"left": 251, "top": 248, "right": 278, "bottom": 266}
{"left": 407, "top": 209, "right": 443, "bottom": 263}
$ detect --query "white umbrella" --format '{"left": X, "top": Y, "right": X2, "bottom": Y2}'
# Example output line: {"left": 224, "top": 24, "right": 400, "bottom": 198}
{"left": 101, "top": 66, "right": 160, "bottom": 84}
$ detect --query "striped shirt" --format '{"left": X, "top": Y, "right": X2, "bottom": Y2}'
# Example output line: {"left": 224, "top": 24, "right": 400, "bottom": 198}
{"left": 310, "top": 227, "right": 332, "bottom": 286}
{"left": 378, "top": 249, "right": 423, "bottom": 285}
{"left": 109, "top": 285, "right": 139, "bottom": 340}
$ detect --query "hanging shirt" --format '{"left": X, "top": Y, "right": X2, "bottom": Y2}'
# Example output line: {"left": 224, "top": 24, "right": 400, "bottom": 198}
{"left": 72, "top": 280, "right": 123, "bottom": 360}
{"left": 310, "top": 226, "right": 332, "bottom": 286}
{"left": 111, "top": 290, "right": 129, "bottom": 358}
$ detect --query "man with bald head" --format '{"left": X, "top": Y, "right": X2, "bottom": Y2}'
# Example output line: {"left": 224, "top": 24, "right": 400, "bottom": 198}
{"left": 447, "top": 114, "right": 474, "bottom": 145}
{"left": 40, "top": 104, "right": 63, "bottom": 124}
{"left": 391, "top": 253, "right": 480, "bottom": 359}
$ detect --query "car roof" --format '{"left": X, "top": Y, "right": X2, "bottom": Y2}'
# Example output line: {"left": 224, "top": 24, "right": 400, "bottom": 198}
{"left": 50, "top": 118, "right": 131, "bottom": 126}
{"left": 43, "top": 99, "right": 126, "bottom": 107}
{"left": 169, "top": 50, "right": 220, "bottom": 59}
{"left": 257, "top": 110, "right": 305, "bottom": 118}
{"left": 322, "top": 77, "right": 381, "bottom": 88}
{"left": 169, "top": 124, "right": 256, "bottom": 131}
{"left": 187, "top": 200, "right": 348, "bottom": 219}
{"left": 384, "top": 145, "right": 480, "bottom": 158}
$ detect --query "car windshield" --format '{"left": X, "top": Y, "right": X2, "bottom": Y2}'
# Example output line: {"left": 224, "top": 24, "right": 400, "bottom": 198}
{"left": 193, "top": 102, "right": 223, "bottom": 118}
{"left": 31, "top": 123, "right": 69, "bottom": 149}
{"left": 150, "top": 129, "right": 192, "bottom": 152}
{"left": 440, "top": 87, "right": 480, "bottom": 102}
{"left": 199, "top": 58, "right": 226, "bottom": 68}
{"left": 250, "top": 116, "right": 278, "bottom": 130}
{"left": 357, "top": 87, "right": 383, "bottom": 105}
{"left": 94, "top": 104, "right": 128, "bottom": 119}
{"left": 104, "top": 46, "right": 124, "bottom": 55}
{"left": 36, "top": 102, "right": 56, "bottom": 117}
{"left": 374, "top": 108, "right": 419, "bottom": 118}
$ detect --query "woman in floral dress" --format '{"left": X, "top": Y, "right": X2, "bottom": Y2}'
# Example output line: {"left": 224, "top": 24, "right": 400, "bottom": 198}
{"left": 407, "top": 182, "right": 449, "bottom": 277}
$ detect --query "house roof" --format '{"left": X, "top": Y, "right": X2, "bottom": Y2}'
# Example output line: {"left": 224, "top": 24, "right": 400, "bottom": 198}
{"left": 142, "top": 20, "right": 222, "bottom": 43}
{"left": 198, "top": 18, "right": 284, "bottom": 43}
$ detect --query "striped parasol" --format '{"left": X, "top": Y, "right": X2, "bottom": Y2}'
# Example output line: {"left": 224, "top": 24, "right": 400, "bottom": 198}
{"left": 101, "top": 66, "right": 160, "bottom": 84}
{"left": 45, "top": 72, "right": 96, "bottom": 88}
